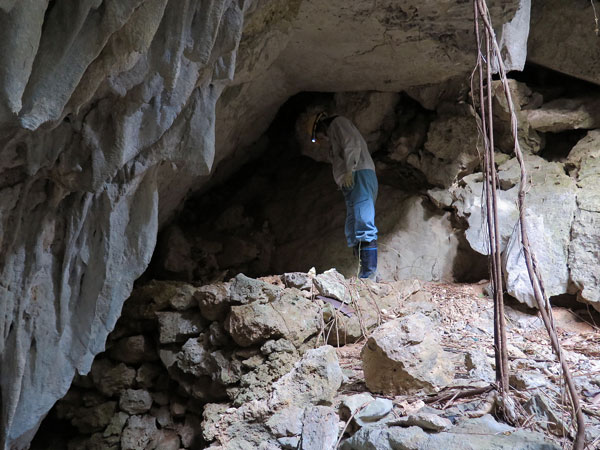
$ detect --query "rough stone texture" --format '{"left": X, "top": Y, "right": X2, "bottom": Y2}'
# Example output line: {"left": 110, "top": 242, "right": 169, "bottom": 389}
{"left": 156, "top": 311, "right": 207, "bottom": 344}
{"left": 313, "top": 269, "right": 350, "bottom": 303}
{"left": 500, "top": 156, "right": 578, "bottom": 307}
{"left": 230, "top": 339, "right": 298, "bottom": 406}
{"left": 361, "top": 314, "right": 454, "bottom": 394}
{"left": 226, "top": 290, "right": 321, "bottom": 347}
{"left": 0, "top": 1, "right": 530, "bottom": 447}
{"left": 340, "top": 394, "right": 393, "bottom": 428}
{"left": 122, "top": 280, "right": 199, "bottom": 320}
{"left": 491, "top": 79, "right": 542, "bottom": 154}
{"left": 118, "top": 389, "right": 153, "bottom": 415}
{"left": 528, "top": 0, "right": 600, "bottom": 85}
{"left": 407, "top": 110, "right": 480, "bottom": 188}
{"left": 300, "top": 406, "right": 338, "bottom": 450}
{"left": 71, "top": 401, "right": 118, "bottom": 434}
{"left": 92, "top": 361, "right": 136, "bottom": 397}
{"left": 229, "top": 273, "right": 282, "bottom": 305}
{"left": 340, "top": 415, "right": 561, "bottom": 450}
{"left": 266, "top": 406, "right": 304, "bottom": 438}
{"left": 174, "top": 337, "right": 242, "bottom": 388}
{"left": 567, "top": 130, "right": 600, "bottom": 310}
{"left": 269, "top": 346, "right": 343, "bottom": 408}
{"left": 282, "top": 272, "right": 313, "bottom": 291}
{"left": 108, "top": 335, "right": 158, "bottom": 365}
{"left": 194, "top": 281, "right": 232, "bottom": 321}
{"left": 325, "top": 280, "right": 422, "bottom": 346}
{"left": 525, "top": 393, "right": 568, "bottom": 436}
{"left": 120, "top": 415, "right": 157, "bottom": 450}
{"left": 451, "top": 154, "right": 578, "bottom": 308}
{"left": 147, "top": 429, "right": 180, "bottom": 450}
{"left": 525, "top": 97, "right": 600, "bottom": 133}
{"left": 392, "top": 412, "right": 452, "bottom": 431}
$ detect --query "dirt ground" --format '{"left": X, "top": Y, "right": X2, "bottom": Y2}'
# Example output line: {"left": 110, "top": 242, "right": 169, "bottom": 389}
{"left": 334, "top": 281, "right": 600, "bottom": 449}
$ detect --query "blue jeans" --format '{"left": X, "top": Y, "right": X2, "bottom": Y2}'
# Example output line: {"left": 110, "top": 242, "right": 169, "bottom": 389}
{"left": 342, "top": 169, "right": 378, "bottom": 247}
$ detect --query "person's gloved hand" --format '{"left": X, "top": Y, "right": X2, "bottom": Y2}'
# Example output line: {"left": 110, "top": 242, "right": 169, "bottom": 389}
{"left": 342, "top": 171, "right": 354, "bottom": 189}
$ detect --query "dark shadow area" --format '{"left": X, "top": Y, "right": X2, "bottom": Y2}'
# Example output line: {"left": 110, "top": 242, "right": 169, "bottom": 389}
{"left": 511, "top": 62, "right": 600, "bottom": 100}
{"left": 540, "top": 129, "right": 587, "bottom": 162}
{"left": 30, "top": 413, "right": 78, "bottom": 450}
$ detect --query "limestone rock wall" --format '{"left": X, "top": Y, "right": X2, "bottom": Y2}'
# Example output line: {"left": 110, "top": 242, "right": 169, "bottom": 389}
{"left": 0, "top": 1, "right": 250, "bottom": 447}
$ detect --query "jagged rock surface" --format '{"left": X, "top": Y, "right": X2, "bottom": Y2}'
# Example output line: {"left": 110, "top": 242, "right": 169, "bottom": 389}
{"left": 361, "top": 314, "right": 455, "bottom": 394}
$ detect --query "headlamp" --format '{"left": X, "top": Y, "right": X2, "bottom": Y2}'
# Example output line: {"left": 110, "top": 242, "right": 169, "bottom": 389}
{"left": 311, "top": 112, "right": 327, "bottom": 144}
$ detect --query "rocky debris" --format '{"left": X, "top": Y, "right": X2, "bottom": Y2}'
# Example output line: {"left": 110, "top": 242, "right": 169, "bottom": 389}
{"left": 361, "top": 313, "right": 455, "bottom": 394}
{"left": 283, "top": 271, "right": 314, "bottom": 290}
{"left": 109, "top": 335, "right": 158, "bottom": 365}
{"left": 392, "top": 411, "right": 452, "bottom": 431}
{"left": 229, "top": 273, "right": 283, "bottom": 305}
{"left": 34, "top": 273, "right": 600, "bottom": 449}
{"left": 147, "top": 429, "right": 181, "bottom": 450}
{"left": 230, "top": 339, "right": 299, "bottom": 406}
{"left": 407, "top": 110, "right": 481, "bottom": 188}
{"left": 124, "top": 281, "right": 199, "bottom": 319}
{"left": 524, "top": 393, "right": 568, "bottom": 435}
{"left": 156, "top": 311, "right": 207, "bottom": 344}
{"left": 314, "top": 268, "right": 351, "bottom": 303}
{"left": 269, "top": 346, "right": 343, "bottom": 408}
{"left": 0, "top": 1, "right": 581, "bottom": 445}
{"left": 300, "top": 406, "right": 339, "bottom": 450}
{"left": 118, "top": 389, "right": 153, "bottom": 415}
{"left": 71, "top": 401, "right": 117, "bottom": 433}
{"left": 567, "top": 130, "right": 600, "bottom": 309}
{"left": 194, "top": 282, "right": 231, "bottom": 321}
{"left": 525, "top": 97, "right": 600, "bottom": 133}
{"left": 266, "top": 406, "right": 305, "bottom": 439}
{"left": 465, "top": 349, "right": 495, "bottom": 383}
{"left": 325, "top": 279, "right": 422, "bottom": 346}
{"left": 340, "top": 393, "right": 394, "bottom": 428}
{"left": 341, "top": 414, "right": 561, "bottom": 450}
{"left": 176, "top": 338, "right": 242, "bottom": 386}
{"left": 136, "top": 363, "right": 163, "bottom": 389}
{"left": 120, "top": 415, "right": 158, "bottom": 450}
{"left": 92, "top": 361, "right": 136, "bottom": 397}
{"left": 451, "top": 154, "right": 578, "bottom": 308}
{"left": 226, "top": 289, "right": 321, "bottom": 347}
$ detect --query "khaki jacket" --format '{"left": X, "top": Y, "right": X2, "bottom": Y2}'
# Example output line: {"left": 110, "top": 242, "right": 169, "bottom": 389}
{"left": 327, "top": 116, "right": 375, "bottom": 187}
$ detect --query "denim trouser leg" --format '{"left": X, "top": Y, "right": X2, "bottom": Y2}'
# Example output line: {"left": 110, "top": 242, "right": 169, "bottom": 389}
{"left": 342, "top": 169, "right": 378, "bottom": 247}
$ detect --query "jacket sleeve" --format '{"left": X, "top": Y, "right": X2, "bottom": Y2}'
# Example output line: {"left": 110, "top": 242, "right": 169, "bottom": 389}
{"left": 330, "top": 118, "right": 362, "bottom": 173}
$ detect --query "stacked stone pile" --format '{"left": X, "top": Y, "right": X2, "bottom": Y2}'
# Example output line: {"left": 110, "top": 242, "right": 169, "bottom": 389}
{"left": 35, "top": 270, "right": 580, "bottom": 449}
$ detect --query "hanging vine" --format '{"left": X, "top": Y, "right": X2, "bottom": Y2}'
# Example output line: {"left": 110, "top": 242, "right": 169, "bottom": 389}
{"left": 472, "top": 1, "right": 586, "bottom": 448}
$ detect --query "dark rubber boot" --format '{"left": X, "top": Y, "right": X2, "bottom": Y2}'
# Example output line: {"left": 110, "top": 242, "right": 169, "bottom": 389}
{"left": 358, "top": 241, "right": 377, "bottom": 280}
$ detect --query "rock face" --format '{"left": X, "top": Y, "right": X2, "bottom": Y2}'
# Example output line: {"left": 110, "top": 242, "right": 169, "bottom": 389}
{"left": 451, "top": 154, "right": 578, "bottom": 308}
{"left": 226, "top": 289, "right": 321, "bottom": 347}
{"left": 567, "top": 130, "right": 600, "bottom": 306}
{"left": 528, "top": 0, "right": 600, "bottom": 85}
{"left": 361, "top": 314, "right": 455, "bottom": 394}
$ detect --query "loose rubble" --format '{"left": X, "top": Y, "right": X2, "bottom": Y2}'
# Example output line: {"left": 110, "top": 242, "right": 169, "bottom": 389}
{"left": 36, "top": 271, "right": 600, "bottom": 449}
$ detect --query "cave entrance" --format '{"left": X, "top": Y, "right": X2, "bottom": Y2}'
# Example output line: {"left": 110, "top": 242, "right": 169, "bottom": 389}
{"left": 147, "top": 90, "right": 486, "bottom": 285}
